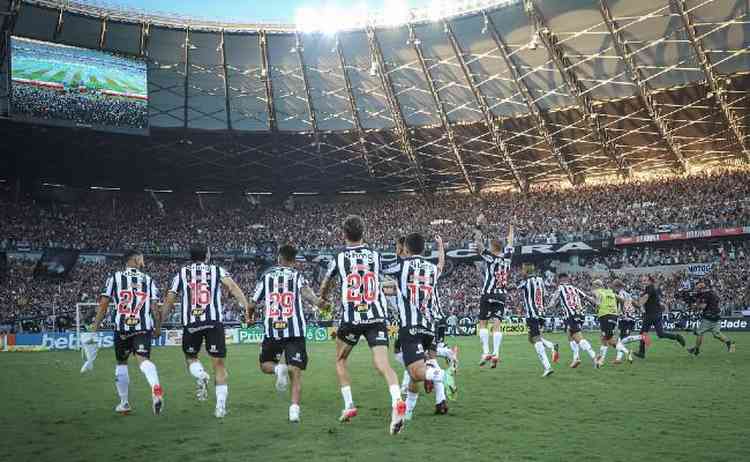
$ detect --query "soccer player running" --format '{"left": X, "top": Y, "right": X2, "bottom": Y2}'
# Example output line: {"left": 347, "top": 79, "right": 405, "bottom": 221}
{"left": 385, "top": 232, "right": 449, "bottom": 419}
{"left": 161, "top": 243, "right": 249, "bottom": 418}
{"left": 319, "top": 215, "right": 406, "bottom": 434}
{"left": 612, "top": 279, "right": 638, "bottom": 364}
{"left": 633, "top": 275, "right": 686, "bottom": 359}
{"left": 591, "top": 279, "right": 629, "bottom": 367}
{"left": 474, "top": 228, "right": 512, "bottom": 368}
{"left": 92, "top": 250, "right": 164, "bottom": 415}
{"left": 246, "top": 244, "right": 323, "bottom": 422}
{"left": 545, "top": 273, "right": 598, "bottom": 368}
{"left": 517, "top": 270, "right": 559, "bottom": 377}
{"left": 687, "top": 279, "right": 736, "bottom": 356}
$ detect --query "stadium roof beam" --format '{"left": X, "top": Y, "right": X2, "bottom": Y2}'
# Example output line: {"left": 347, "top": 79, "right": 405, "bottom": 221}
{"left": 98, "top": 16, "right": 107, "bottom": 49}
{"left": 409, "top": 23, "right": 476, "bottom": 195}
{"left": 0, "top": 0, "right": 21, "bottom": 68}
{"left": 484, "top": 11, "right": 579, "bottom": 186}
{"left": 52, "top": 6, "right": 63, "bottom": 42}
{"left": 523, "top": 0, "right": 631, "bottom": 178}
{"left": 220, "top": 29, "right": 232, "bottom": 131}
{"left": 673, "top": 0, "right": 750, "bottom": 164}
{"left": 334, "top": 35, "right": 375, "bottom": 178}
{"left": 293, "top": 31, "right": 319, "bottom": 148}
{"left": 599, "top": 0, "right": 689, "bottom": 173}
{"left": 139, "top": 22, "right": 150, "bottom": 57}
{"left": 183, "top": 27, "right": 190, "bottom": 130}
{"left": 259, "top": 31, "right": 278, "bottom": 132}
{"left": 444, "top": 20, "right": 528, "bottom": 193}
{"left": 366, "top": 25, "right": 428, "bottom": 193}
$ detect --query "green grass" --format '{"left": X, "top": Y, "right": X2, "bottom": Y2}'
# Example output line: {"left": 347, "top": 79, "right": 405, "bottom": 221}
{"left": 1, "top": 333, "right": 748, "bottom": 462}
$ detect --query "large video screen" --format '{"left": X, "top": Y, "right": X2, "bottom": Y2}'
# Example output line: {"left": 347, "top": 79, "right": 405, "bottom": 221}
{"left": 10, "top": 37, "right": 148, "bottom": 134}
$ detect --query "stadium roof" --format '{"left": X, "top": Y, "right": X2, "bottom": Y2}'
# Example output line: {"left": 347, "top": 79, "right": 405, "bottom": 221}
{"left": 1, "top": 0, "right": 749, "bottom": 194}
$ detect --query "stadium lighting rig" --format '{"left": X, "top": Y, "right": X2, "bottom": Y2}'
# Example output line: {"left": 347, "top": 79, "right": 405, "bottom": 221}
{"left": 294, "top": 0, "right": 519, "bottom": 34}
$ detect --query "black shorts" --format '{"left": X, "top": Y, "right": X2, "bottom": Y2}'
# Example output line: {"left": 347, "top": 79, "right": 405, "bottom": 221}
{"left": 640, "top": 314, "right": 664, "bottom": 334}
{"left": 618, "top": 319, "right": 636, "bottom": 338}
{"left": 479, "top": 294, "right": 506, "bottom": 321}
{"left": 259, "top": 337, "right": 308, "bottom": 370}
{"left": 526, "top": 318, "right": 544, "bottom": 338}
{"left": 182, "top": 323, "right": 226, "bottom": 358}
{"left": 599, "top": 315, "right": 618, "bottom": 339}
{"left": 398, "top": 328, "right": 435, "bottom": 367}
{"left": 337, "top": 322, "right": 389, "bottom": 348}
{"left": 565, "top": 316, "right": 584, "bottom": 335}
{"left": 114, "top": 331, "right": 152, "bottom": 363}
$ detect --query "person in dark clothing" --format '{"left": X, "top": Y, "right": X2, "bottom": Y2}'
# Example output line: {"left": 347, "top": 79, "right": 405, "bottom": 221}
{"left": 687, "top": 279, "right": 736, "bottom": 356}
{"left": 633, "top": 275, "right": 685, "bottom": 359}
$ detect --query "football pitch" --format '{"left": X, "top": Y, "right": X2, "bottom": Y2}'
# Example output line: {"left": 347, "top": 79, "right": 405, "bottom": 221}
{"left": 2, "top": 333, "right": 748, "bottom": 462}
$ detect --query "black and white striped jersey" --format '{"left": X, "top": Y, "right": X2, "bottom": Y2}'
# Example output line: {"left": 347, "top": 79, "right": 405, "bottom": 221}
{"left": 252, "top": 265, "right": 307, "bottom": 340}
{"left": 390, "top": 257, "right": 441, "bottom": 332}
{"left": 517, "top": 276, "right": 546, "bottom": 319}
{"left": 169, "top": 263, "right": 229, "bottom": 326}
{"left": 480, "top": 250, "right": 511, "bottom": 295}
{"left": 551, "top": 284, "right": 588, "bottom": 318}
{"left": 101, "top": 267, "right": 159, "bottom": 333}
{"left": 324, "top": 245, "right": 388, "bottom": 325}
{"left": 618, "top": 289, "right": 636, "bottom": 321}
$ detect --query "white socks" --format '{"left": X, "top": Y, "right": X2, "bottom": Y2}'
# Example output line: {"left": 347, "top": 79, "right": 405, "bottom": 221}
{"left": 406, "top": 391, "right": 419, "bottom": 412}
{"left": 599, "top": 346, "right": 608, "bottom": 361}
{"left": 479, "top": 328, "right": 490, "bottom": 356}
{"left": 622, "top": 335, "right": 641, "bottom": 344}
{"left": 534, "top": 341, "right": 551, "bottom": 371}
{"left": 401, "top": 370, "right": 411, "bottom": 390}
{"left": 434, "top": 381, "right": 446, "bottom": 404}
{"left": 139, "top": 360, "right": 160, "bottom": 388}
{"left": 115, "top": 365, "right": 129, "bottom": 403}
{"left": 389, "top": 384, "right": 402, "bottom": 406}
{"left": 541, "top": 338, "right": 555, "bottom": 350}
{"left": 492, "top": 332, "right": 503, "bottom": 356}
{"left": 424, "top": 360, "right": 444, "bottom": 382}
{"left": 436, "top": 345, "right": 455, "bottom": 362}
{"left": 569, "top": 340, "right": 580, "bottom": 361}
{"left": 341, "top": 386, "right": 354, "bottom": 409}
{"left": 615, "top": 340, "right": 629, "bottom": 360}
{"left": 188, "top": 361, "right": 208, "bottom": 381}
{"left": 216, "top": 384, "right": 228, "bottom": 408}
{"left": 579, "top": 339, "right": 596, "bottom": 359}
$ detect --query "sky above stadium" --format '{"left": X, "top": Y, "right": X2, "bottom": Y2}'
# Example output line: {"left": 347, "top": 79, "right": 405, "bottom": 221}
{"left": 106, "top": 0, "right": 433, "bottom": 23}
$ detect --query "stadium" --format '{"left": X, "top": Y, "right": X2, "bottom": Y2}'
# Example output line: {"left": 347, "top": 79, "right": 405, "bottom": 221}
{"left": 0, "top": 0, "right": 748, "bottom": 460}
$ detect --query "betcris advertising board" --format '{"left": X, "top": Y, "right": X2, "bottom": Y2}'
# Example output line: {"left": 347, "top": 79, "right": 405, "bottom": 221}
{"left": 9, "top": 332, "right": 167, "bottom": 351}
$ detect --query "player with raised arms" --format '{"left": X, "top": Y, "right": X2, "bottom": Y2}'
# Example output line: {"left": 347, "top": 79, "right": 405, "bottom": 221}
{"left": 319, "top": 215, "right": 406, "bottom": 434}
{"left": 161, "top": 243, "right": 249, "bottom": 419}
{"left": 246, "top": 244, "right": 323, "bottom": 422}
{"left": 92, "top": 250, "right": 164, "bottom": 416}
{"left": 473, "top": 220, "right": 513, "bottom": 368}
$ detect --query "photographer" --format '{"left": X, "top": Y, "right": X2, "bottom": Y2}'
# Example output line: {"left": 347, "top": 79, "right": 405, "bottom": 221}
{"left": 687, "top": 279, "right": 736, "bottom": 356}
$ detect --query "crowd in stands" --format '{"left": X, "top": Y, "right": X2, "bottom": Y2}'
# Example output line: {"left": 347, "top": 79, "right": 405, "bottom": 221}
{"left": 2, "top": 168, "right": 750, "bottom": 329}
{"left": 1, "top": 169, "right": 748, "bottom": 255}
{"left": 11, "top": 84, "right": 147, "bottom": 129}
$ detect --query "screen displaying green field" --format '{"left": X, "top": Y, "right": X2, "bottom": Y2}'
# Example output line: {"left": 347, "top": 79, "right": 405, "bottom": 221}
{"left": 10, "top": 37, "right": 148, "bottom": 132}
